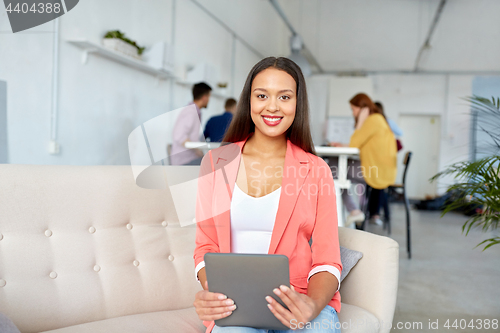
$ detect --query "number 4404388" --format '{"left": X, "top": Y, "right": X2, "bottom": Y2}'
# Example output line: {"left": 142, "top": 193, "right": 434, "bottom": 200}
{"left": 444, "top": 319, "right": 498, "bottom": 330}
{"left": 5, "top": 2, "right": 62, "bottom": 14}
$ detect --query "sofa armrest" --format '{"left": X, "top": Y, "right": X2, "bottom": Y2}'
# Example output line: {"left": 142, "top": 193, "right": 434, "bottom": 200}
{"left": 338, "top": 227, "right": 399, "bottom": 333}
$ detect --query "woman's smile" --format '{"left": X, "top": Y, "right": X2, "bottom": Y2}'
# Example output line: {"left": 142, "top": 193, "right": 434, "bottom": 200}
{"left": 262, "top": 115, "right": 284, "bottom": 126}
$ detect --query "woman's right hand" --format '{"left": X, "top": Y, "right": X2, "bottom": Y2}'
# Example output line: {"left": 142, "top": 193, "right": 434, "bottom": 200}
{"left": 193, "top": 281, "right": 237, "bottom": 321}
{"left": 356, "top": 107, "right": 370, "bottom": 130}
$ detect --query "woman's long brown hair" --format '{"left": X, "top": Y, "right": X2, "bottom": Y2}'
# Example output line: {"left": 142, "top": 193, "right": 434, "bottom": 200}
{"left": 222, "top": 57, "right": 315, "bottom": 155}
{"left": 349, "top": 93, "right": 386, "bottom": 127}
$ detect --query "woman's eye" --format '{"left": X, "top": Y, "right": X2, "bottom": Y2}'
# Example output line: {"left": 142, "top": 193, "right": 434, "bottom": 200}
{"left": 257, "top": 94, "right": 266, "bottom": 99}
{"left": 280, "top": 95, "right": 290, "bottom": 100}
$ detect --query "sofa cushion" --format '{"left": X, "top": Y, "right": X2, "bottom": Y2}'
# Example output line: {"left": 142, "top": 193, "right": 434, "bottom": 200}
{"left": 340, "top": 246, "right": 363, "bottom": 282}
{"left": 338, "top": 303, "right": 379, "bottom": 333}
{"left": 40, "top": 308, "right": 205, "bottom": 333}
{"left": 40, "top": 303, "right": 379, "bottom": 333}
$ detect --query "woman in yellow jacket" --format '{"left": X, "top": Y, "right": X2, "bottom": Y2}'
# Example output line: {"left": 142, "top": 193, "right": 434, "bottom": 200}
{"left": 349, "top": 93, "right": 397, "bottom": 223}
{"left": 331, "top": 93, "right": 397, "bottom": 225}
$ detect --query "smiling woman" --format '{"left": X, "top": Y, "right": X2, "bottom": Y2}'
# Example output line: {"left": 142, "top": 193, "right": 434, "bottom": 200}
{"left": 193, "top": 57, "right": 342, "bottom": 333}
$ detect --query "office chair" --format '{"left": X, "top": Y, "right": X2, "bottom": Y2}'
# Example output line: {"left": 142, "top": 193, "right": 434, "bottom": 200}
{"left": 358, "top": 151, "right": 413, "bottom": 259}
{"left": 388, "top": 151, "right": 413, "bottom": 259}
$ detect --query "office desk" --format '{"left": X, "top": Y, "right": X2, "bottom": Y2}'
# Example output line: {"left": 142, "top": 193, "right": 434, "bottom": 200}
{"left": 314, "top": 146, "right": 359, "bottom": 227}
{"left": 184, "top": 142, "right": 359, "bottom": 226}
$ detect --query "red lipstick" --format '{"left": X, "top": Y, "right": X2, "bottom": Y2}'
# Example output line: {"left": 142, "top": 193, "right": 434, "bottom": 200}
{"left": 262, "top": 115, "right": 283, "bottom": 126}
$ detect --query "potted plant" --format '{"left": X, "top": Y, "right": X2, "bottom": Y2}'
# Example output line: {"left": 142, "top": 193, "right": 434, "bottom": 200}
{"left": 102, "top": 30, "right": 145, "bottom": 59}
{"left": 431, "top": 96, "right": 500, "bottom": 250}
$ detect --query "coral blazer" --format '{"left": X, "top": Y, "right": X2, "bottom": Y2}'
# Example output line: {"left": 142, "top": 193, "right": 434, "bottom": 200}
{"left": 193, "top": 137, "right": 342, "bottom": 333}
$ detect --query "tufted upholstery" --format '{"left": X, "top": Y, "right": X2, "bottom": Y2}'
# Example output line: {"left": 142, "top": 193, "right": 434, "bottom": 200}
{"left": 0, "top": 165, "right": 203, "bottom": 333}
{"left": 0, "top": 164, "right": 398, "bottom": 333}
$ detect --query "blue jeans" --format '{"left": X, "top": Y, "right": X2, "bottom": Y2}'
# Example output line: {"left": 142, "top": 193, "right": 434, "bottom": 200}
{"left": 212, "top": 305, "right": 341, "bottom": 333}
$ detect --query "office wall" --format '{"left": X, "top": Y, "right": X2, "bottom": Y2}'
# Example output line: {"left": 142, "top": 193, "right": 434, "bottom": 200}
{"left": 0, "top": 81, "right": 7, "bottom": 163}
{"left": 305, "top": 75, "right": 329, "bottom": 145}
{"left": 0, "top": 0, "right": 288, "bottom": 165}
{"left": 329, "top": 77, "right": 374, "bottom": 117}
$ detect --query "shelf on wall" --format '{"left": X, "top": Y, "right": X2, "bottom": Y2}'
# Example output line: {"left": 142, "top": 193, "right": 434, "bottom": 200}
{"left": 67, "top": 39, "right": 175, "bottom": 80}
{"left": 68, "top": 40, "right": 229, "bottom": 97}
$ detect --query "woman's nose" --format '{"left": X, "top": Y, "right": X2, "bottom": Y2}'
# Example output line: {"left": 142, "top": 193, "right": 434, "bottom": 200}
{"left": 267, "top": 98, "right": 279, "bottom": 112}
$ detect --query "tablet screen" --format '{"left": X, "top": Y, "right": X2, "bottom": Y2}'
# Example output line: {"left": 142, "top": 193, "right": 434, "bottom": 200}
{"left": 205, "top": 253, "right": 290, "bottom": 330}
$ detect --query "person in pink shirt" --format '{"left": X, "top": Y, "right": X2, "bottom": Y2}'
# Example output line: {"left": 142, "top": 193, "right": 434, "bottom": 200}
{"left": 170, "top": 82, "right": 212, "bottom": 165}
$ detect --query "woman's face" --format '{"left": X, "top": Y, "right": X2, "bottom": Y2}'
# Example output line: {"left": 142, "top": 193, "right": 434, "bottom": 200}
{"left": 250, "top": 68, "right": 296, "bottom": 139}
{"left": 350, "top": 104, "right": 361, "bottom": 118}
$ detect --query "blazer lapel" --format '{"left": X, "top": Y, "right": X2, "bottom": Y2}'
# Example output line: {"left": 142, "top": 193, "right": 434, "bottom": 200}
{"left": 268, "top": 140, "right": 310, "bottom": 254}
{"left": 213, "top": 141, "right": 244, "bottom": 253}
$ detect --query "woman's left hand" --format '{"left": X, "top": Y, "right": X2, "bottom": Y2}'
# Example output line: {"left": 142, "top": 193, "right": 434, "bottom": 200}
{"left": 266, "top": 285, "right": 320, "bottom": 329}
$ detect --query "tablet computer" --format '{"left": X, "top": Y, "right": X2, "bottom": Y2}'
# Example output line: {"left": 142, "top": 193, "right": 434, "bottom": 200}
{"left": 204, "top": 253, "right": 290, "bottom": 330}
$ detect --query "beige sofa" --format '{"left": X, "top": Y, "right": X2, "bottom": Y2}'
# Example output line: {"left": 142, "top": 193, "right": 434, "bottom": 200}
{"left": 0, "top": 165, "right": 399, "bottom": 333}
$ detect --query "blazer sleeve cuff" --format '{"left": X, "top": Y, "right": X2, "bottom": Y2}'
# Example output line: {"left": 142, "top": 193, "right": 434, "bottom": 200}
{"left": 195, "top": 260, "right": 206, "bottom": 282}
{"left": 307, "top": 265, "right": 341, "bottom": 292}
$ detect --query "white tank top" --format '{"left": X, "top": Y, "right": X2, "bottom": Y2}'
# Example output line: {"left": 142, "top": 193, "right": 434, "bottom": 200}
{"left": 230, "top": 183, "right": 281, "bottom": 254}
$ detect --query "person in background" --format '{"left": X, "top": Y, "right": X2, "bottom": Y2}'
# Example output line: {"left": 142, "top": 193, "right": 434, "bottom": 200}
{"left": 373, "top": 101, "right": 403, "bottom": 223}
{"left": 171, "top": 82, "right": 212, "bottom": 166}
{"left": 203, "top": 98, "right": 237, "bottom": 142}
{"left": 330, "top": 93, "right": 397, "bottom": 226}
{"left": 374, "top": 101, "right": 403, "bottom": 138}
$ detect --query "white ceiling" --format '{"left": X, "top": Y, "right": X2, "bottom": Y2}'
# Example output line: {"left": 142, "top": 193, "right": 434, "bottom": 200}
{"left": 200, "top": 0, "right": 500, "bottom": 74}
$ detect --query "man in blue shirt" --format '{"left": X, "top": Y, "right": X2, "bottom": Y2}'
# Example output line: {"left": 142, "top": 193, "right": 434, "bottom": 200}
{"left": 203, "top": 98, "right": 237, "bottom": 142}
